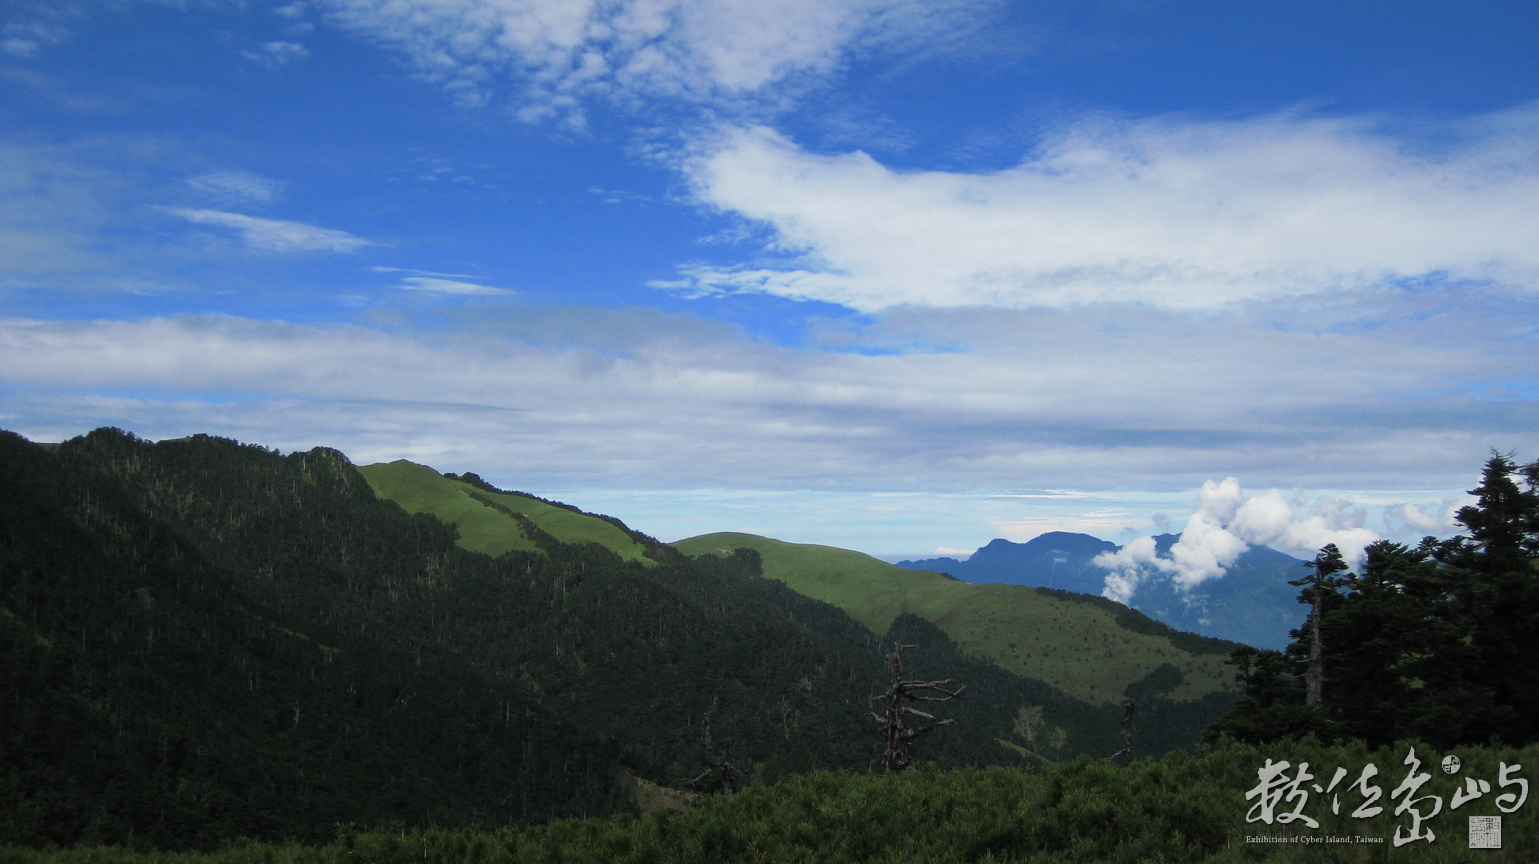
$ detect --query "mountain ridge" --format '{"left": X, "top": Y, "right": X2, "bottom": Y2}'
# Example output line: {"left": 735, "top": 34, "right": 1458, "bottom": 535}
{"left": 898, "top": 532, "right": 1309, "bottom": 649}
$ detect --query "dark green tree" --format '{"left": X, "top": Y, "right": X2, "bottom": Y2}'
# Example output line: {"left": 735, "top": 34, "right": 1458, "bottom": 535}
{"left": 1207, "top": 453, "right": 1539, "bottom": 749}
{"left": 1287, "top": 545, "right": 1348, "bottom": 708}
{"left": 1429, "top": 452, "right": 1539, "bottom": 745}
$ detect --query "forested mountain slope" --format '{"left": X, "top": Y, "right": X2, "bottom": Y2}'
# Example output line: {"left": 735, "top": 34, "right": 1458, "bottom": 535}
{"left": 0, "top": 430, "right": 883, "bottom": 849}
{"left": 1, "top": 428, "right": 1239, "bottom": 853}
{"left": 0, "top": 429, "right": 627, "bottom": 849}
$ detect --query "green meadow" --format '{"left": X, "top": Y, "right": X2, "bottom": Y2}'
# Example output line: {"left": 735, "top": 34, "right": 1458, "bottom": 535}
{"left": 673, "top": 532, "right": 1233, "bottom": 705}
{"left": 357, "top": 460, "right": 653, "bottom": 564}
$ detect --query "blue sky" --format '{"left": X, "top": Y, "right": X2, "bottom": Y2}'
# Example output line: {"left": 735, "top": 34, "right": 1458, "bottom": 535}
{"left": 3, "top": 0, "right": 1537, "bottom": 566}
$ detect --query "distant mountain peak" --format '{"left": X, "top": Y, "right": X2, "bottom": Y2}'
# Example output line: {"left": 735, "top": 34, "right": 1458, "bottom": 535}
{"left": 897, "top": 530, "right": 1308, "bottom": 649}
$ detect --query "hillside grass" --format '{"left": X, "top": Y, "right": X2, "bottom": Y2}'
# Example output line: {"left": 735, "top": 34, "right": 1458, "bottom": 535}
{"left": 9, "top": 739, "right": 1532, "bottom": 863}
{"left": 358, "top": 461, "right": 652, "bottom": 564}
{"left": 673, "top": 533, "right": 1231, "bottom": 704}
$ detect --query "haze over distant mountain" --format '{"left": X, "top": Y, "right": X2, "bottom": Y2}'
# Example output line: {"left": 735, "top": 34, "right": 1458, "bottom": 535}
{"left": 899, "top": 533, "right": 1308, "bottom": 650}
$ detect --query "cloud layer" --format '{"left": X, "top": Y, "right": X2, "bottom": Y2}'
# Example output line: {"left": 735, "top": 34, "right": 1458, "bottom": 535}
{"left": 670, "top": 109, "right": 1539, "bottom": 311}
{"left": 2, "top": 302, "right": 1531, "bottom": 493}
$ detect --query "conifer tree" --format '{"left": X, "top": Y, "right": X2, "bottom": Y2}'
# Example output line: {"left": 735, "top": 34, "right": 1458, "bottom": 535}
{"left": 1288, "top": 545, "right": 1347, "bottom": 708}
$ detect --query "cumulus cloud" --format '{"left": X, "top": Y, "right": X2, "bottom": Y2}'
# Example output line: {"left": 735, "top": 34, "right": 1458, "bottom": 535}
{"left": 1095, "top": 478, "right": 1384, "bottom": 601}
{"left": 163, "top": 208, "right": 371, "bottom": 252}
{"left": 316, "top": 0, "right": 999, "bottom": 117}
{"left": 1098, "top": 536, "right": 1161, "bottom": 605}
{"left": 666, "top": 109, "right": 1539, "bottom": 311}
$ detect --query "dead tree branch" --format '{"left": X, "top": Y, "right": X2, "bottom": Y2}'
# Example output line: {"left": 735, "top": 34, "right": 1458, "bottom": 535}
{"left": 680, "top": 696, "right": 744, "bottom": 795}
{"left": 871, "top": 642, "right": 965, "bottom": 773}
{"left": 1105, "top": 699, "right": 1135, "bottom": 765}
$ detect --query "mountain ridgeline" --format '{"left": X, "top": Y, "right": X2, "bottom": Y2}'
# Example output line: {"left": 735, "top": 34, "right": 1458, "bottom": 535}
{"left": 899, "top": 532, "right": 1310, "bottom": 650}
{"left": 0, "top": 428, "right": 1239, "bottom": 852}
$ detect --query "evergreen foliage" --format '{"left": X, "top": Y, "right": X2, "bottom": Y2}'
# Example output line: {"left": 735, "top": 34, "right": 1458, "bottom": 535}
{"left": 0, "top": 427, "right": 890, "bottom": 848}
{"left": 5, "top": 739, "right": 1534, "bottom": 863}
{"left": 1208, "top": 453, "right": 1539, "bottom": 750}
{"left": 0, "top": 429, "right": 630, "bottom": 849}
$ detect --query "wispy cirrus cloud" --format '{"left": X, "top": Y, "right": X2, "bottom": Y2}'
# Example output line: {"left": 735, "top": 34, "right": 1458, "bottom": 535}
{"left": 316, "top": 0, "right": 1003, "bottom": 119}
{"left": 240, "top": 41, "right": 310, "bottom": 69}
{"left": 0, "top": 2, "right": 75, "bottom": 59}
{"left": 665, "top": 106, "right": 1539, "bottom": 311}
{"left": 396, "top": 276, "right": 512, "bottom": 295}
{"left": 370, "top": 266, "right": 511, "bottom": 295}
{"left": 186, "top": 171, "right": 286, "bottom": 204}
{"left": 163, "top": 208, "right": 371, "bottom": 253}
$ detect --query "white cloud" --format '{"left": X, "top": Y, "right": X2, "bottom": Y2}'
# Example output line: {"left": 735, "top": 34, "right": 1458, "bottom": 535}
{"left": 668, "top": 108, "right": 1539, "bottom": 311}
{"left": 187, "top": 171, "right": 286, "bottom": 204}
{"left": 1384, "top": 499, "right": 1466, "bottom": 536}
{"left": 1098, "top": 535, "right": 1160, "bottom": 604}
{"left": 163, "top": 208, "right": 371, "bottom": 253}
{"left": 316, "top": 0, "right": 999, "bottom": 117}
{"left": 395, "top": 276, "right": 512, "bottom": 295}
{"left": 1095, "top": 479, "right": 1387, "bottom": 599}
{"left": 241, "top": 41, "right": 310, "bottom": 69}
{"left": 1, "top": 12, "right": 73, "bottom": 58}
{"left": 1, "top": 304, "right": 1531, "bottom": 498}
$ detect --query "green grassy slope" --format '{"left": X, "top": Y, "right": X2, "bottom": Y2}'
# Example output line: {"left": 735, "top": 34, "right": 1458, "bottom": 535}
{"left": 673, "top": 533, "right": 1234, "bottom": 705}
{"left": 358, "top": 461, "right": 652, "bottom": 564}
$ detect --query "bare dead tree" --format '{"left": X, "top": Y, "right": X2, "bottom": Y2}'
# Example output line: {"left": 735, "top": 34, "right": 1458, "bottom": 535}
{"left": 1106, "top": 699, "right": 1135, "bottom": 765}
{"left": 871, "top": 642, "right": 965, "bottom": 773}
{"left": 681, "top": 697, "right": 744, "bottom": 795}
